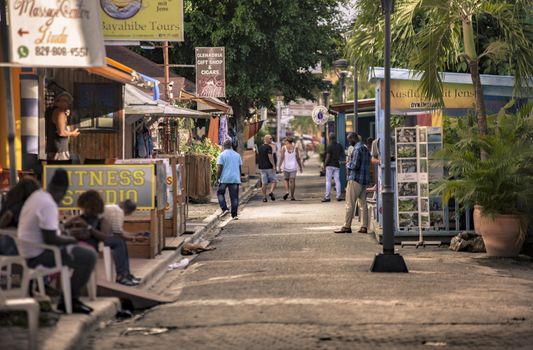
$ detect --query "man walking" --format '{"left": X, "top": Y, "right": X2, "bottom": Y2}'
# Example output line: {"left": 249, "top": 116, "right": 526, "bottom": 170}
{"left": 321, "top": 133, "right": 345, "bottom": 202}
{"left": 335, "top": 132, "right": 371, "bottom": 234}
{"left": 258, "top": 134, "right": 277, "bottom": 202}
{"left": 216, "top": 139, "right": 243, "bottom": 219}
{"left": 278, "top": 137, "right": 303, "bottom": 200}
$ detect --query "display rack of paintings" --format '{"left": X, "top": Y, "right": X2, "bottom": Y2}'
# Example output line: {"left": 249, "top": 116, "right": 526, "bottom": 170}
{"left": 395, "top": 126, "right": 443, "bottom": 232}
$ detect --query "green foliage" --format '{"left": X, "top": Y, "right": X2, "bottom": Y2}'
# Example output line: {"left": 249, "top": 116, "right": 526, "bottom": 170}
{"left": 290, "top": 116, "right": 318, "bottom": 136}
{"left": 433, "top": 104, "right": 533, "bottom": 219}
{"left": 146, "top": 0, "right": 347, "bottom": 142}
{"left": 182, "top": 139, "right": 221, "bottom": 185}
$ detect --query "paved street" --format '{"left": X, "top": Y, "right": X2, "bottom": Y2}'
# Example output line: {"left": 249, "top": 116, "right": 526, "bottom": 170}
{"left": 83, "top": 158, "right": 533, "bottom": 350}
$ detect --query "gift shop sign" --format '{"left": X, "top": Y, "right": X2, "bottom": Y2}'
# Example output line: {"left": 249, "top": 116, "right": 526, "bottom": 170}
{"left": 195, "top": 47, "right": 225, "bottom": 98}
{"left": 5, "top": 0, "right": 105, "bottom": 67}
{"left": 43, "top": 165, "right": 155, "bottom": 210}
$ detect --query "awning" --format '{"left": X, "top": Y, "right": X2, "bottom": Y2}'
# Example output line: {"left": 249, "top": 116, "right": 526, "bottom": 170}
{"left": 87, "top": 58, "right": 160, "bottom": 98}
{"left": 179, "top": 90, "right": 233, "bottom": 114}
{"left": 125, "top": 84, "right": 209, "bottom": 118}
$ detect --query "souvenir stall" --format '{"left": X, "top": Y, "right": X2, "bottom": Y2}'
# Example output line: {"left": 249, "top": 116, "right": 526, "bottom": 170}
{"left": 124, "top": 84, "right": 210, "bottom": 238}
{"left": 370, "top": 68, "right": 526, "bottom": 243}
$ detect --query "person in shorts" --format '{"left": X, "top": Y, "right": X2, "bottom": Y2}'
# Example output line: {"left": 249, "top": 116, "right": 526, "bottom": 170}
{"left": 278, "top": 137, "right": 303, "bottom": 200}
{"left": 257, "top": 134, "right": 277, "bottom": 202}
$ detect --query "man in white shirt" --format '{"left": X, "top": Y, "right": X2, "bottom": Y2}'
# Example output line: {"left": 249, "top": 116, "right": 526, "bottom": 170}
{"left": 18, "top": 169, "right": 96, "bottom": 314}
{"left": 103, "top": 200, "right": 145, "bottom": 286}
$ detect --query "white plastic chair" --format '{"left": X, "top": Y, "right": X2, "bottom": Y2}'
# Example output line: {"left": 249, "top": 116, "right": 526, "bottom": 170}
{"left": 0, "top": 256, "right": 39, "bottom": 350}
{"left": 13, "top": 238, "right": 98, "bottom": 313}
{"left": 99, "top": 242, "right": 115, "bottom": 282}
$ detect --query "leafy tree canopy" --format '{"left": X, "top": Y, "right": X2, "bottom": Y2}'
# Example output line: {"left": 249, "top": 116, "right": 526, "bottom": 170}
{"left": 143, "top": 0, "right": 347, "bottom": 125}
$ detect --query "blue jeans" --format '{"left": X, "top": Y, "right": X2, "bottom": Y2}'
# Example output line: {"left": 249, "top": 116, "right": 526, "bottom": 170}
{"left": 217, "top": 183, "right": 240, "bottom": 217}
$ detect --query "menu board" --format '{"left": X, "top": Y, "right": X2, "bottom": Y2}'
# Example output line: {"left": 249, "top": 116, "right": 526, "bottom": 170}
{"left": 395, "top": 126, "right": 444, "bottom": 231}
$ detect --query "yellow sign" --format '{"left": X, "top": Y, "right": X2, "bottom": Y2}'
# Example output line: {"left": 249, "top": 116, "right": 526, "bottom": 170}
{"left": 43, "top": 164, "right": 155, "bottom": 210}
{"left": 100, "top": 0, "right": 184, "bottom": 41}
{"left": 382, "top": 80, "right": 476, "bottom": 110}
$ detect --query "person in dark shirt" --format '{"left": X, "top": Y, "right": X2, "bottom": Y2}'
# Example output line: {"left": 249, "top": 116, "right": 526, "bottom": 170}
{"left": 257, "top": 134, "right": 278, "bottom": 202}
{"left": 321, "top": 133, "right": 345, "bottom": 202}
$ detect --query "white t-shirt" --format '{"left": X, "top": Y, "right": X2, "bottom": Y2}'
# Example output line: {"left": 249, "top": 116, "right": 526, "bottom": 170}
{"left": 103, "top": 204, "right": 125, "bottom": 234}
{"left": 17, "top": 190, "right": 60, "bottom": 259}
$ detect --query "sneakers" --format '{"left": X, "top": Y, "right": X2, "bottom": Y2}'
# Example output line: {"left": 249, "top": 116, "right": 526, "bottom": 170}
{"left": 220, "top": 209, "right": 230, "bottom": 217}
{"left": 128, "top": 274, "right": 141, "bottom": 284}
{"left": 117, "top": 275, "right": 140, "bottom": 287}
{"left": 269, "top": 192, "right": 276, "bottom": 201}
{"left": 337, "top": 198, "right": 344, "bottom": 202}
{"left": 263, "top": 197, "right": 268, "bottom": 202}
{"left": 232, "top": 216, "right": 239, "bottom": 220}
{"left": 283, "top": 193, "right": 289, "bottom": 200}
{"left": 321, "top": 198, "right": 331, "bottom": 202}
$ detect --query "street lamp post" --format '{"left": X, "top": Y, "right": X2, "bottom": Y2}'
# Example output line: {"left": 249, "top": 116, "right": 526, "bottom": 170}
{"left": 370, "top": 0, "right": 408, "bottom": 273}
{"left": 353, "top": 63, "right": 358, "bottom": 134}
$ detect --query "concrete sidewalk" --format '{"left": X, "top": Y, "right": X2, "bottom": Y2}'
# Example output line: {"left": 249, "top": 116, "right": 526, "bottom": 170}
{"left": 0, "top": 179, "right": 259, "bottom": 350}
{"left": 83, "top": 155, "right": 533, "bottom": 350}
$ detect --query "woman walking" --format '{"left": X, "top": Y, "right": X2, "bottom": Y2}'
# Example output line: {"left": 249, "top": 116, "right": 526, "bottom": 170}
{"left": 278, "top": 137, "right": 303, "bottom": 200}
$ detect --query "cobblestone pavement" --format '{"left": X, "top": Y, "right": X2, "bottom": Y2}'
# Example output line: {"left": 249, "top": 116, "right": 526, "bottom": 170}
{"left": 82, "top": 158, "right": 533, "bottom": 350}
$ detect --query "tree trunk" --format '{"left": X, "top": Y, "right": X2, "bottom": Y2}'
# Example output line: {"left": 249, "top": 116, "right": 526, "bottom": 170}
{"left": 230, "top": 100, "right": 248, "bottom": 155}
{"left": 469, "top": 60, "right": 489, "bottom": 161}
{"left": 463, "top": 16, "right": 488, "bottom": 160}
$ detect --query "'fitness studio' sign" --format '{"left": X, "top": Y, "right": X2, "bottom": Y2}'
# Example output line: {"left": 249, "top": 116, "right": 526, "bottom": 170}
{"left": 43, "top": 165, "right": 155, "bottom": 210}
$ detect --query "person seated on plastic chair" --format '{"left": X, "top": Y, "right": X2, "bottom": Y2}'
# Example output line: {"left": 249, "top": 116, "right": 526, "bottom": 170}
{"left": 65, "top": 191, "right": 140, "bottom": 286}
{"left": 17, "top": 169, "right": 97, "bottom": 314}
{"left": 103, "top": 199, "right": 146, "bottom": 286}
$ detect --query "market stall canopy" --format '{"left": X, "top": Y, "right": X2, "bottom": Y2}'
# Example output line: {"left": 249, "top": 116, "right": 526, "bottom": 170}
{"left": 125, "top": 84, "right": 209, "bottom": 118}
{"left": 179, "top": 90, "right": 233, "bottom": 114}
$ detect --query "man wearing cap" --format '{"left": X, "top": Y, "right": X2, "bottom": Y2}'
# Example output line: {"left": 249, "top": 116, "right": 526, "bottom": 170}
{"left": 17, "top": 169, "right": 97, "bottom": 314}
{"left": 45, "top": 91, "right": 80, "bottom": 161}
{"left": 216, "top": 139, "right": 243, "bottom": 220}
{"left": 335, "top": 132, "right": 371, "bottom": 234}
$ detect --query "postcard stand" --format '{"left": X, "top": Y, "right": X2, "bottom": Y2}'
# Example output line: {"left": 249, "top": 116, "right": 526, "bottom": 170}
{"left": 395, "top": 126, "right": 443, "bottom": 248}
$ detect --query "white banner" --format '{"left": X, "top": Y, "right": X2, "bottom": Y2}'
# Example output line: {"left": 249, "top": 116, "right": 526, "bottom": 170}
{"left": 6, "top": 0, "right": 105, "bottom": 67}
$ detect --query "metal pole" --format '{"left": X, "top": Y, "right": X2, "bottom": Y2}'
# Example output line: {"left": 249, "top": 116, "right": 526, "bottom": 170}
{"left": 163, "top": 41, "right": 170, "bottom": 101}
{"left": 340, "top": 75, "right": 346, "bottom": 104}
{"left": 353, "top": 65, "right": 358, "bottom": 133}
{"left": 371, "top": 0, "right": 408, "bottom": 273}
{"left": 276, "top": 98, "right": 282, "bottom": 146}
{"left": 1, "top": 1, "right": 17, "bottom": 187}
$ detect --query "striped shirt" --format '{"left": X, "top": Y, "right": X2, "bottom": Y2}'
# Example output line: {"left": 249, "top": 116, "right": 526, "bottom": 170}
{"left": 346, "top": 141, "right": 371, "bottom": 186}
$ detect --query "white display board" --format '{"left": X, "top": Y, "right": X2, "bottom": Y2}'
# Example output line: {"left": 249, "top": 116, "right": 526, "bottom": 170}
{"left": 395, "top": 126, "right": 444, "bottom": 231}
{"left": 6, "top": 0, "right": 105, "bottom": 67}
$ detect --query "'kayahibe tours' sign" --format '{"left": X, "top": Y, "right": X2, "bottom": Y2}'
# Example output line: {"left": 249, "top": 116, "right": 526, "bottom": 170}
{"left": 5, "top": 0, "right": 106, "bottom": 67}
{"left": 195, "top": 47, "right": 225, "bottom": 98}
{"left": 100, "top": 0, "right": 184, "bottom": 41}
{"left": 43, "top": 165, "right": 155, "bottom": 210}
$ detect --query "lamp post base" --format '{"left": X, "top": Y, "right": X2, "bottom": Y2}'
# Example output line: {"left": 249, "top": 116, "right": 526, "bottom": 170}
{"left": 370, "top": 253, "right": 409, "bottom": 273}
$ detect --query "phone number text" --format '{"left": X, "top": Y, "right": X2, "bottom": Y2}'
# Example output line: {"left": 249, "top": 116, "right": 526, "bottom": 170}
{"left": 35, "top": 47, "right": 89, "bottom": 57}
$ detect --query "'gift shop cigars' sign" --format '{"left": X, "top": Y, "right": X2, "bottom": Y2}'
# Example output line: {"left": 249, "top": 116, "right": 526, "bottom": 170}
{"left": 6, "top": 0, "right": 105, "bottom": 67}
{"left": 195, "top": 47, "right": 225, "bottom": 98}
{"left": 43, "top": 165, "right": 155, "bottom": 210}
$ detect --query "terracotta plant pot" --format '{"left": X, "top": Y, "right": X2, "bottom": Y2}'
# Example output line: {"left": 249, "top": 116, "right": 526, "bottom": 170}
{"left": 473, "top": 205, "right": 526, "bottom": 257}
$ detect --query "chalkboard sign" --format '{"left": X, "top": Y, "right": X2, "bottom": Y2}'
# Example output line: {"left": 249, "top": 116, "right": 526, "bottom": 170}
{"left": 73, "top": 83, "right": 122, "bottom": 131}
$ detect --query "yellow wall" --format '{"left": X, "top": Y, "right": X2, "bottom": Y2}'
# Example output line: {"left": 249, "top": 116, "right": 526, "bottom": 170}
{"left": 0, "top": 67, "right": 22, "bottom": 170}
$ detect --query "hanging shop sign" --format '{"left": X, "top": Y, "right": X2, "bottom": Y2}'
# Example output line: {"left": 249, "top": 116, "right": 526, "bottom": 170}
{"left": 4, "top": 0, "right": 106, "bottom": 67}
{"left": 43, "top": 164, "right": 155, "bottom": 210}
{"left": 195, "top": 47, "right": 225, "bottom": 98}
{"left": 311, "top": 106, "right": 329, "bottom": 125}
{"left": 100, "top": 0, "right": 184, "bottom": 42}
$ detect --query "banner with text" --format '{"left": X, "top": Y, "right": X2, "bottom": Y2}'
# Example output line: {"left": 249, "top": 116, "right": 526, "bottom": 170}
{"left": 5, "top": 0, "right": 105, "bottom": 67}
{"left": 43, "top": 165, "right": 155, "bottom": 210}
{"left": 195, "top": 47, "right": 225, "bottom": 98}
{"left": 100, "top": 0, "right": 184, "bottom": 41}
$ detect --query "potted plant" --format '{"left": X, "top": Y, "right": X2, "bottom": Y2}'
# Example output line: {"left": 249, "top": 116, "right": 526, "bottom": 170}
{"left": 434, "top": 106, "right": 533, "bottom": 257}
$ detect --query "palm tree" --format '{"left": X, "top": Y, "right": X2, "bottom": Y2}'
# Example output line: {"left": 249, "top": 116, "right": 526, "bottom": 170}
{"left": 348, "top": 0, "right": 533, "bottom": 156}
